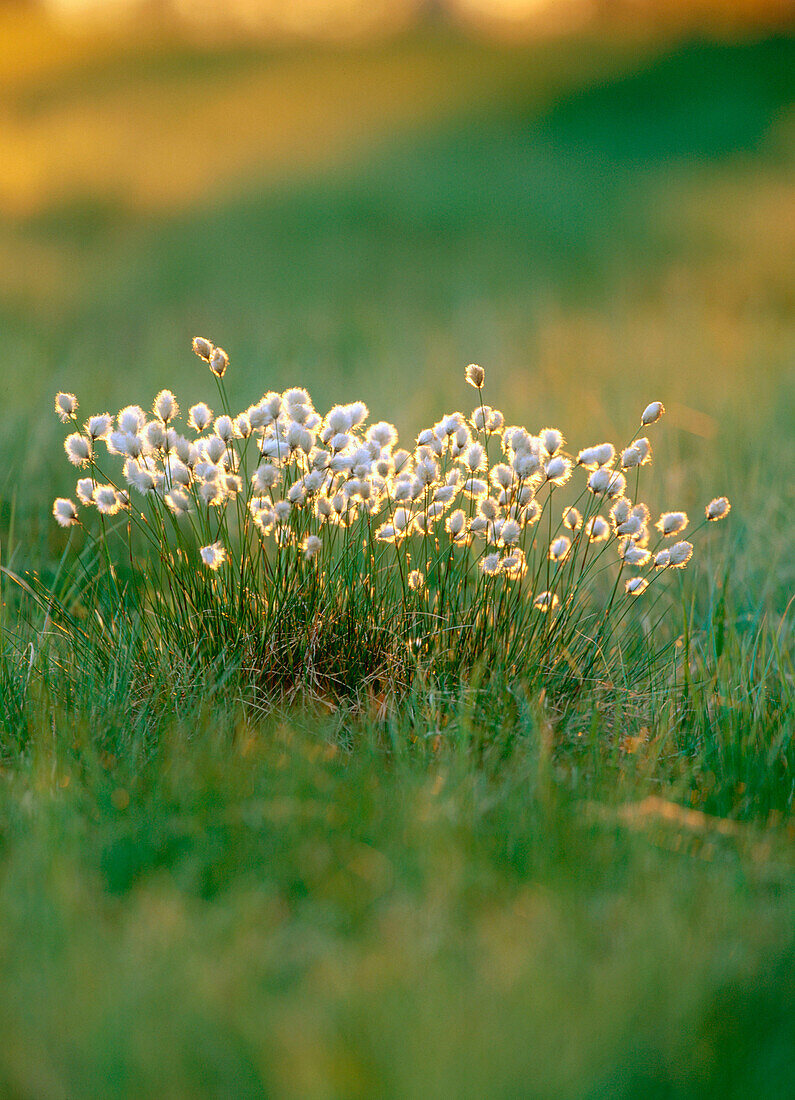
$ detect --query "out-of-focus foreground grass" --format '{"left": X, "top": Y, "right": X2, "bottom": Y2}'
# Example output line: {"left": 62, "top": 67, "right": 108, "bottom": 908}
{"left": 0, "top": 14, "right": 793, "bottom": 1097}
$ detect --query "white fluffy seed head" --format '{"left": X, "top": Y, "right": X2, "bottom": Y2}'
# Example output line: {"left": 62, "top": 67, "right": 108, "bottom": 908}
{"left": 501, "top": 549, "right": 526, "bottom": 578}
{"left": 154, "top": 390, "right": 178, "bottom": 423}
{"left": 165, "top": 488, "right": 191, "bottom": 516}
{"left": 76, "top": 477, "right": 94, "bottom": 505}
{"left": 641, "top": 400, "right": 665, "bottom": 426}
{"left": 656, "top": 511, "right": 688, "bottom": 537}
{"left": 214, "top": 415, "right": 234, "bottom": 443}
{"left": 53, "top": 497, "right": 78, "bottom": 527}
{"left": 634, "top": 437, "right": 652, "bottom": 464}
{"left": 65, "top": 434, "right": 91, "bottom": 466}
{"left": 625, "top": 577, "right": 649, "bottom": 596}
{"left": 669, "top": 540, "right": 693, "bottom": 567}
{"left": 466, "top": 363, "right": 485, "bottom": 389}
{"left": 577, "top": 443, "right": 614, "bottom": 469}
{"left": 541, "top": 427, "right": 564, "bottom": 456}
{"left": 55, "top": 392, "right": 78, "bottom": 422}
{"left": 408, "top": 569, "right": 425, "bottom": 591}
{"left": 86, "top": 414, "right": 111, "bottom": 441}
{"left": 93, "top": 484, "right": 121, "bottom": 515}
{"left": 209, "top": 347, "right": 229, "bottom": 378}
{"left": 472, "top": 405, "right": 503, "bottom": 432}
{"left": 706, "top": 496, "right": 731, "bottom": 521}
{"left": 302, "top": 535, "right": 322, "bottom": 560}
{"left": 549, "top": 535, "right": 571, "bottom": 562}
{"left": 534, "top": 591, "right": 559, "bottom": 613}
{"left": 203, "top": 435, "right": 226, "bottom": 464}
{"left": 200, "top": 541, "right": 226, "bottom": 570}
{"left": 465, "top": 442, "right": 486, "bottom": 471}
{"left": 117, "top": 405, "right": 146, "bottom": 434}
{"left": 621, "top": 445, "right": 642, "bottom": 469}
{"left": 654, "top": 549, "right": 671, "bottom": 569}
{"left": 480, "top": 552, "right": 501, "bottom": 576}
{"left": 586, "top": 516, "right": 610, "bottom": 542}
{"left": 234, "top": 413, "right": 251, "bottom": 439}
{"left": 446, "top": 509, "right": 467, "bottom": 540}
{"left": 192, "top": 336, "right": 214, "bottom": 361}
{"left": 621, "top": 542, "right": 651, "bottom": 566}
{"left": 144, "top": 420, "right": 167, "bottom": 451}
{"left": 545, "top": 455, "right": 572, "bottom": 486}
{"left": 562, "top": 506, "right": 581, "bottom": 531}
{"left": 188, "top": 403, "right": 212, "bottom": 432}
{"left": 500, "top": 518, "right": 521, "bottom": 546}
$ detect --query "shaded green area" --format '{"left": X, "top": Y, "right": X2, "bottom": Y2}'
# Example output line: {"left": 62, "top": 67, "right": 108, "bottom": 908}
{"left": 0, "top": 696, "right": 792, "bottom": 1098}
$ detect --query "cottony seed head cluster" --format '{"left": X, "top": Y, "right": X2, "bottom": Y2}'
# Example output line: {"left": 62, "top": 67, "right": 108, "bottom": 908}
{"left": 52, "top": 341, "right": 731, "bottom": 657}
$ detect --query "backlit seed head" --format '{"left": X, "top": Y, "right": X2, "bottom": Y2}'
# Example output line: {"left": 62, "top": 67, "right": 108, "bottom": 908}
{"left": 209, "top": 347, "right": 229, "bottom": 378}
{"left": 641, "top": 400, "right": 665, "bottom": 426}
{"left": 234, "top": 413, "right": 252, "bottom": 439}
{"left": 586, "top": 515, "right": 610, "bottom": 542}
{"left": 302, "top": 535, "right": 322, "bottom": 560}
{"left": 501, "top": 548, "right": 527, "bottom": 578}
{"left": 634, "top": 437, "right": 652, "bottom": 464}
{"left": 625, "top": 577, "right": 648, "bottom": 596}
{"left": 533, "top": 591, "right": 559, "bottom": 613}
{"left": 408, "top": 569, "right": 425, "bottom": 591}
{"left": 620, "top": 542, "right": 651, "bottom": 566}
{"left": 118, "top": 405, "right": 146, "bottom": 434}
{"left": 541, "top": 428, "right": 564, "bottom": 456}
{"left": 93, "top": 484, "right": 122, "bottom": 515}
{"left": 706, "top": 496, "right": 731, "bottom": 521}
{"left": 55, "top": 392, "right": 78, "bottom": 422}
{"left": 446, "top": 509, "right": 467, "bottom": 539}
{"left": 616, "top": 515, "right": 644, "bottom": 539}
{"left": 165, "top": 488, "right": 191, "bottom": 516}
{"left": 562, "top": 506, "right": 582, "bottom": 531}
{"left": 472, "top": 405, "right": 503, "bottom": 432}
{"left": 376, "top": 523, "right": 396, "bottom": 543}
{"left": 500, "top": 518, "right": 521, "bottom": 546}
{"left": 86, "top": 414, "right": 112, "bottom": 441}
{"left": 668, "top": 540, "right": 694, "bottom": 568}
{"left": 154, "top": 390, "right": 178, "bottom": 423}
{"left": 188, "top": 402, "right": 213, "bottom": 432}
{"left": 76, "top": 477, "right": 94, "bottom": 505}
{"left": 65, "top": 434, "right": 91, "bottom": 467}
{"left": 654, "top": 549, "right": 671, "bottom": 569}
{"left": 656, "top": 511, "right": 688, "bottom": 537}
{"left": 512, "top": 451, "right": 541, "bottom": 480}
{"left": 480, "top": 552, "right": 502, "bottom": 576}
{"left": 545, "top": 455, "right": 572, "bottom": 486}
{"left": 214, "top": 415, "right": 234, "bottom": 443}
{"left": 621, "top": 445, "right": 642, "bottom": 469}
{"left": 463, "top": 477, "right": 488, "bottom": 499}
{"left": 52, "top": 497, "right": 78, "bottom": 527}
{"left": 200, "top": 541, "right": 226, "bottom": 570}
{"left": 192, "top": 336, "right": 214, "bottom": 361}
{"left": 610, "top": 497, "right": 632, "bottom": 527}
{"left": 466, "top": 363, "right": 485, "bottom": 389}
{"left": 549, "top": 535, "right": 571, "bottom": 562}
{"left": 465, "top": 442, "right": 486, "bottom": 471}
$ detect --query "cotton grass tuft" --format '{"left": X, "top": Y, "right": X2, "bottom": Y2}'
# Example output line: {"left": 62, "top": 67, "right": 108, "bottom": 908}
{"left": 47, "top": 343, "right": 732, "bottom": 703}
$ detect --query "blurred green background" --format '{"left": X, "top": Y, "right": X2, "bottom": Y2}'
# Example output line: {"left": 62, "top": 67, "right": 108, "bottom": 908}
{"left": 2, "top": 0, "right": 792, "bottom": 606}
{"left": 0, "top": 4, "right": 793, "bottom": 1097}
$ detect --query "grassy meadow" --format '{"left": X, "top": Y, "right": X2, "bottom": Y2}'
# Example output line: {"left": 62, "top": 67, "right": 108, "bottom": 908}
{"left": 0, "top": 17, "right": 793, "bottom": 1097}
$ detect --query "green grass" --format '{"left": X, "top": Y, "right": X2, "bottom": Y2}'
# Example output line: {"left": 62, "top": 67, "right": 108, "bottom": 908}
{"left": 0, "top": 31, "right": 793, "bottom": 1097}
